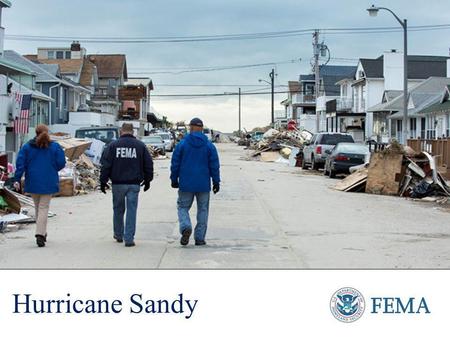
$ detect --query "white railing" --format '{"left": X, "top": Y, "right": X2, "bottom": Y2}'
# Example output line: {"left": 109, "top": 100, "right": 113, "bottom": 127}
{"left": 336, "top": 97, "right": 353, "bottom": 111}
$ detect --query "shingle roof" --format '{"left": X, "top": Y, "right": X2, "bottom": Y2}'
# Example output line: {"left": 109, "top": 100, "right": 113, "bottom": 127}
{"left": 0, "top": 0, "right": 12, "bottom": 8}
{"left": 4, "top": 50, "right": 57, "bottom": 82}
{"left": 23, "top": 54, "right": 38, "bottom": 62}
{"left": 87, "top": 54, "right": 127, "bottom": 79}
{"left": 418, "top": 99, "right": 450, "bottom": 115}
{"left": 360, "top": 55, "right": 449, "bottom": 79}
{"left": 38, "top": 64, "right": 60, "bottom": 77}
{"left": 38, "top": 59, "right": 84, "bottom": 74}
{"left": 80, "top": 59, "right": 97, "bottom": 87}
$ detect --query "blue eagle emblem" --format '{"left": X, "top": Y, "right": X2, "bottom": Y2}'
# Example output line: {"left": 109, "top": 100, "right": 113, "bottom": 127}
{"left": 337, "top": 294, "right": 360, "bottom": 316}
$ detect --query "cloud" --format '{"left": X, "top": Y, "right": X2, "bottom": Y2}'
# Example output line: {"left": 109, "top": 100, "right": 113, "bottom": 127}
{"left": 3, "top": 0, "right": 450, "bottom": 132}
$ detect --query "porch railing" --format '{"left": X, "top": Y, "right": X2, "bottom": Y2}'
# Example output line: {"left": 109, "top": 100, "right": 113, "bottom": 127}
{"left": 407, "top": 138, "right": 450, "bottom": 178}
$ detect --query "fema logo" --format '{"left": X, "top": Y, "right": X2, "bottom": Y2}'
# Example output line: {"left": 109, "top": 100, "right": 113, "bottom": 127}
{"left": 330, "top": 287, "right": 365, "bottom": 323}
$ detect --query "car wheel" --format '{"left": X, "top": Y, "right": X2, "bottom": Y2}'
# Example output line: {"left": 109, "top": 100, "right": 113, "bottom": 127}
{"left": 301, "top": 157, "right": 308, "bottom": 170}
{"left": 323, "top": 163, "right": 329, "bottom": 176}
{"left": 311, "top": 156, "right": 319, "bottom": 171}
{"left": 329, "top": 168, "right": 336, "bottom": 178}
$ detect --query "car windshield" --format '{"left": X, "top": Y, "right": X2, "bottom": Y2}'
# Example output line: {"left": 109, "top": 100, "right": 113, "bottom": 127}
{"left": 336, "top": 144, "right": 369, "bottom": 154}
{"left": 203, "top": 128, "right": 210, "bottom": 134}
{"left": 142, "top": 136, "right": 163, "bottom": 144}
{"left": 157, "top": 134, "right": 170, "bottom": 140}
{"left": 321, "top": 134, "right": 354, "bottom": 145}
{"left": 75, "top": 129, "right": 118, "bottom": 144}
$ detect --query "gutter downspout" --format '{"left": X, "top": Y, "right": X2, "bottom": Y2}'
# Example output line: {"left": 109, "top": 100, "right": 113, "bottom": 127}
{"left": 49, "top": 83, "right": 60, "bottom": 126}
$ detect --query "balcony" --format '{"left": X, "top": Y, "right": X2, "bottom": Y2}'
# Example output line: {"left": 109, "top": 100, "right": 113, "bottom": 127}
{"left": 336, "top": 97, "right": 353, "bottom": 111}
{"left": 292, "top": 93, "right": 316, "bottom": 106}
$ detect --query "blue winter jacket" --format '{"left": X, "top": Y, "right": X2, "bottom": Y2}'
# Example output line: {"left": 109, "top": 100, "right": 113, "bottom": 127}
{"left": 170, "top": 132, "right": 220, "bottom": 193}
{"left": 14, "top": 139, "right": 66, "bottom": 195}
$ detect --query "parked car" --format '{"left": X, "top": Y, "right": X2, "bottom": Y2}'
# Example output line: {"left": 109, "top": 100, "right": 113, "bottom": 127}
{"left": 324, "top": 143, "right": 370, "bottom": 178}
{"left": 203, "top": 128, "right": 213, "bottom": 142}
{"left": 156, "top": 132, "right": 175, "bottom": 152}
{"left": 75, "top": 126, "right": 120, "bottom": 145}
{"left": 302, "top": 132, "right": 355, "bottom": 170}
{"left": 141, "top": 135, "right": 166, "bottom": 155}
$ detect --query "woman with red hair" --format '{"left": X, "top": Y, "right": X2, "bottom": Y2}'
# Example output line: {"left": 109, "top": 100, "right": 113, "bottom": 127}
{"left": 14, "top": 124, "right": 66, "bottom": 247}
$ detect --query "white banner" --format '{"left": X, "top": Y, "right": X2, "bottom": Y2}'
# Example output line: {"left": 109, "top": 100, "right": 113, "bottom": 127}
{"left": 0, "top": 270, "right": 445, "bottom": 337}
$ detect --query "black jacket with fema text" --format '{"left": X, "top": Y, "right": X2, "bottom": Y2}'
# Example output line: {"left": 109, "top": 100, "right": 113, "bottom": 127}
{"left": 100, "top": 134, "right": 154, "bottom": 185}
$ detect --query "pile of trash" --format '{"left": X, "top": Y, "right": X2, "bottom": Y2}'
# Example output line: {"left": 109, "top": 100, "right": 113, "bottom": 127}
{"left": 334, "top": 141, "right": 450, "bottom": 202}
{"left": 244, "top": 128, "right": 313, "bottom": 165}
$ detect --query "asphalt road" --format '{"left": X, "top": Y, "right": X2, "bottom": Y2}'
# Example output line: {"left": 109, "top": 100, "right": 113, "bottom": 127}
{"left": 1, "top": 143, "right": 449, "bottom": 269}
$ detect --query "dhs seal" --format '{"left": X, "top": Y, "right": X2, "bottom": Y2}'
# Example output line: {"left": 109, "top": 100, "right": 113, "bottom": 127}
{"left": 330, "top": 287, "right": 365, "bottom": 323}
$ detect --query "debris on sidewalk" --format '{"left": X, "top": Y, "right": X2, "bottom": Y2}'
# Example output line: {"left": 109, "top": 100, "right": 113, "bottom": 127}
{"left": 0, "top": 188, "right": 34, "bottom": 231}
{"left": 54, "top": 137, "right": 93, "bottom": 161}
{"left": 334, "top": 141, "right": 450, "bottom": 202}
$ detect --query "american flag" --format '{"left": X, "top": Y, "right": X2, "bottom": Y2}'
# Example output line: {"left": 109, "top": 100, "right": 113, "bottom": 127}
{"left": 14, "top": 94, "right": 32, "bottom": 134}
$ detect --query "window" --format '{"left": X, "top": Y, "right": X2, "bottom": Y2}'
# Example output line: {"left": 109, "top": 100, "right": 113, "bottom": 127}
{"left": 54, "top": 87, "right": 60, "bottom": 108}
{"left": 48, "top": 51, "right": 55, "bottom": 59}
{"left": 446, "top": 113, "right": 450, "bottom": 137}
{"left": 409, "top": 118, "right": 417, "bottom": 138}
{"left": 56, "top": 51, "right": 64, "bottom": 59}
{"left": 65, "top": 51, "right": 71, "bottom": 59}
{"left": 63, "top": 88, "right": 68, "bottom": 109}
{"left": 420, "top": 118, "right": 426, "bottom": 139}
{"left": 305, "top": 83, "right": 314, "bottom": 95}
{"left": 426, "top": 115, "right": 436, "bottom": 139}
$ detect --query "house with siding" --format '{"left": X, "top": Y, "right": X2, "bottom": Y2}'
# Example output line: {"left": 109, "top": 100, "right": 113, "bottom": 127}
{"left": 349, "top": 50, "right": 450, "bottom": 143}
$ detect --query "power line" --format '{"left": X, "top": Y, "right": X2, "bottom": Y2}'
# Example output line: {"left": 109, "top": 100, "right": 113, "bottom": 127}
{"left": 6, "top": 24, "right": 450, "bottom": 44}
{"left": 129, "top": 59, "right": 301, "bottom": 75}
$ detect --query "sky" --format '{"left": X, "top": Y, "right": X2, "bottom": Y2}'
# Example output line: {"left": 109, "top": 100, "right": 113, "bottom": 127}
{"left": 3, "top": 0, "right": 450, "bottom": 132}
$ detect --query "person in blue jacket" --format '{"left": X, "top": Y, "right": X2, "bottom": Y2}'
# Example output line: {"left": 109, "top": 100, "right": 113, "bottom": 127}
{"left": 170, "top": 118, "right": 221, "bottom": 246}
{"left": 14, "top": 124, "right": 66, "bottom": 247}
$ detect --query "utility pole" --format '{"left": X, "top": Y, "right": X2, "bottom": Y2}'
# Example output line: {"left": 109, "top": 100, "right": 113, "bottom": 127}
{"left": 238, "top": 87, "right": 242, "bottom": 135}
{"left": 313, "top": 30, "right": 320, "bottom": 133}
{"left": 269, "top": 69, "right": 275, "bottom": 126}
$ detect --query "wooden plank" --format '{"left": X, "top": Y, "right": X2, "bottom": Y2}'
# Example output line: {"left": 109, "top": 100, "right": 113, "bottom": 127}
{"left": 334, "top": 168, "right": 368, "bottom": 192}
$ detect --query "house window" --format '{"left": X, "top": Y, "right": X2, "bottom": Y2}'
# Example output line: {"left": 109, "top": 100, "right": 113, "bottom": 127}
{"left": 48, "top": 51, "right": 55, "bottom": 59}
{"left": 305, "top": 83, "right": 314, "bottom": 95}
{"left": 426, "top": 115, "right": 436, "bottom": 139}
{"left": 63, "top": 88, "right": 68, "bottom": 109}
{"left": 446, "top": 113, "right": 450, "bottom": 137}
{"left": 65, "top": 51, "right": 71, "bottom": 59}
{"left": 56, "top": 51, "right": 64, "bottom": 59}
{"left": 420, "top": 118, "right": 426, "bottom": 139}
{"left": 54, "top": 87, "right": 60, "bottom": 108}
{"left": 409, "top": 118, "right": 417, "bottom": 138}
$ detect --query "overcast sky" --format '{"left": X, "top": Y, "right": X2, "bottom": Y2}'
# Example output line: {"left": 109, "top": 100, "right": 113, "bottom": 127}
{"left": 3, "top": 0, "right": 450, "bottom": 132}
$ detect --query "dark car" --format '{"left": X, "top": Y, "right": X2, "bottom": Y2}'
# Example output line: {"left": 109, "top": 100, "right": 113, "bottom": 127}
{"left": 302, "top": 132, "right": 355, "bottom": 170}
{"left": 324, "top": 143, "right": 370, "bottom": 178}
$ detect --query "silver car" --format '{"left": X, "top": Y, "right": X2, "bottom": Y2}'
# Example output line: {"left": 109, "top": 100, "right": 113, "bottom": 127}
{"left": 156, "top": 132, "right": 175, "bottom": 152}
{"left": 141, "top": 135, "right": 166, "bottom": 155}
{"left": 302, "top": 132, "right": 355, "bottom": 170}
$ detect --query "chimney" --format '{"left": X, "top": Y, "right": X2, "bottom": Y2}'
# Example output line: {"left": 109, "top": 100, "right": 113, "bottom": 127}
{"left": 383, "top": 50, "right": 404, "bottom": 91}
{"left": 70, "top": 41, "right": 83, "bottom": 59}
{"left": 71, "top": 41, "right": 81, "bottom": 52}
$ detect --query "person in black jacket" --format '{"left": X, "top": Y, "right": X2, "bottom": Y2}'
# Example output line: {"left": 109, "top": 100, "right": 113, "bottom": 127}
{"left": 100, "top": 123, "right": 154, "bottom": 247}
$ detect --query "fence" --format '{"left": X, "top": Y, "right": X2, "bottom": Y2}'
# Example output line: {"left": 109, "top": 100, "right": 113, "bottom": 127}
{"left": 407, "top": 138, "right": 450, "bottom": 178}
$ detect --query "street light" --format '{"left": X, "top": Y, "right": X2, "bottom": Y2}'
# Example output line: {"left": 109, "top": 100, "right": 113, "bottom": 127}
{"left": 259, "top": 68, "right": 276, "bottom": 126}
{"left": 367, "top": 4, "right": 409, "bottom": 144}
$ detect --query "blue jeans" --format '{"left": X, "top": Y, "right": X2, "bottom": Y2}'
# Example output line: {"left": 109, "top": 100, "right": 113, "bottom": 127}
{"left": 112, "top": 184, "right": 140, "bottom": 244}
{"left": 177, "top": 191, "right": 210, "bottom": 242}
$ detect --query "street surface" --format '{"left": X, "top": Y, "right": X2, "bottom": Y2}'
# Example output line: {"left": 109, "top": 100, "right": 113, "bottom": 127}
{"left": 1, "top": 143, "right": 449, "bottom": 269}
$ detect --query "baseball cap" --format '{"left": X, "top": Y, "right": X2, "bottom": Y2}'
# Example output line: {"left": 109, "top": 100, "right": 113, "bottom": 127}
{"left": 189, "top": 118, "right": 204, "bottom": 127}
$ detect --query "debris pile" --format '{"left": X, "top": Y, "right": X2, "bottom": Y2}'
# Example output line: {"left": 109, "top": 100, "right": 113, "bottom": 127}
{"left": 74, "top": 154, "right": 100, "bottom": 194}
{"left": 334, "top": 141, "right": 450, "bottom": 201}
{"left": 0, "top": 187, "right": 35, "bottom": 231}
{"left": 245, "top": 128, "right": 313, "bottom": 165}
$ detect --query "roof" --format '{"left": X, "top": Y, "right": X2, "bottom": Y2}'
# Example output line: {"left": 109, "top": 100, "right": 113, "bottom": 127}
{"left": 23, "top": 54, "right": 38, "bottom": 62}
{"left": 4, "top": 50, "right": 59, "bottom": 82}
{"left": 288, "top": 81, "right": 300, "bottom": 93}
{"left": 0, "top": 0, "right": 11, "bottom": 8}
{"left": 418, "top": 99, "right": 450, "bottom": 115}
{"left": 125, "top": 77, "right": 153, "bottom": 89}
{"left": 38, "top": 59, "right": 83, "bottom": 75}
{"left": 360, "top": 55, "right": 449, "bottom": 79}
{"left": 79, "top": 58, "right": 97, "bottom": 87}
{"left": 299, "top": 65, "right": 357, "bottom": 95}
{"left": 38, "top": 63, "right": 60, "bottom": 77}
{"left": 87, "top": 54, "right": 127, "bottom": 79}
{"left": 378, "top": 77, "right": 450, "bottom": 118}
{"left": 0, "top": 56, "right": 32, "bottom": 75}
